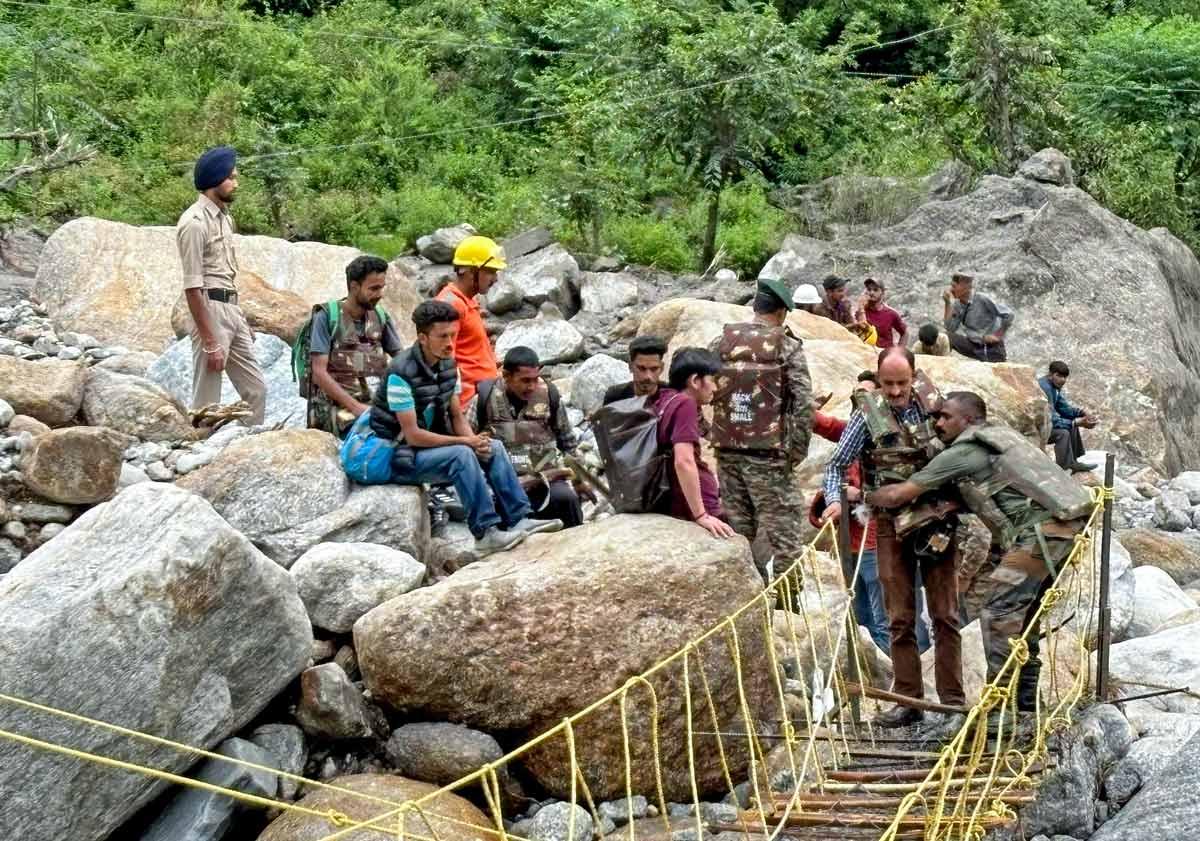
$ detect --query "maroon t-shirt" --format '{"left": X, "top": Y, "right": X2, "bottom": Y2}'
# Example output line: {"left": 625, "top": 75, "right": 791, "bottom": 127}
{"left": 652, "top": 389, "right": 722, "bottom": 520}
{"left": 863, "top": 304, "right": 907, "bottom": 348}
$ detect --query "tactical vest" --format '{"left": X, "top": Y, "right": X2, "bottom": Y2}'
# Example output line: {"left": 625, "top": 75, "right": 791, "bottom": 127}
{"left": 951, "top": 423, "right": 1094, "bottom": 546}
{"left": 482, "top": 379, "right": 559, "bottom": 475}
{"left": 711, "top": 322, "right": 789, "bottom": 454}
{"left": 858, "top": 371, "right": 944, "bottom": 489}
{"left": 326, "top": 306, "right": 389, "bottom": 391}
{"left": 368, "top": 345, "right": 458, "bottom": 440}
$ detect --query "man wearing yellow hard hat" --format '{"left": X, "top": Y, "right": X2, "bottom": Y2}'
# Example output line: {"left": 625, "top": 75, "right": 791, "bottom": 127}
{"left": 435, "top": 235, "right": 507, "bottom": 407}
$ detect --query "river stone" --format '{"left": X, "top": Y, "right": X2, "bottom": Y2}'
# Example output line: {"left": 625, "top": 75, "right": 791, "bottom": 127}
{"left": 1169, "top": 471, "right": 1200, "bottom": 505}
{"left": 1090, "top": 728, "right": 1200, "bottom": 841}
{"left": 385, "top": 722, "right": 503, "bottom": 786}
{"left": 294, "top": 663, "right": 376, "bottom": 741}
{"left": 34, "top": 217, "right": 419, "bottom": 352}
{"left": 1123, "top": 566, "right": 1198, "bottom": 641}
{"left": 0, "top": 356, "right": 85, "bottom": 426}
{"left": 529, "top": 802, "right": 593, "bottom": 841}
{"left": 355, "top": 514, "right": 770, "bottom": 800}
{"left": 139, "top": 737, "right": 278, "bottom": 841}
{"left": 1107, "top": 622, "right": 1200, "bottom": 714}
{"left": 21, "top": 426, "right": 128, "bottom": 504}
{"left": 1155, "top": 488, "right": 1193, "bottom": 532}
{"left": 81, "top": 366, "right": 196, "bottom": 442}
{"left": 417, "top": 223, "right": 476, "bottom": 264}
{"left": 1017, "top": 147, "right": 1075, "bottom": 187}
{"left": 598, "top": 796, "right": 650, "bottom": 826}
{"left": 495, "top": 316, "right": 585, "bottom": 365}
{"left": 7, "top": 414, "right": 50, "bottom": 438}
{"left": 248, "top": 723, "right": 307, "bottom": 801}
{"left": 0, "top": 397, "right": 12, "bottom": 426}
{"left": 1119, "top": 528, "right": 1200, "bottom": 586}
{"left": 96, "top": 349, "right": 160, "bottom": 377}
{"left": 176, "top": 429, "right": 349, "bottom": 558}
{"left": 0, "top": 483, "right": 312, "bottom": 841}
{"left": 291, "top": 542, "right": 426, "bottom": 633}
{"left": 254, "top": 484, "right": 430, "bottom": 569}
{"left": 567, "top": 353, "right": 631, "bottom": 416}
{"left": 1104, "top": 734, "right": 1190, "bottom": 806}
{"left": 147, "top": 332, "right": 306, "bottom": 429}
{"left": 257, "top": 774, "right": 492, "bottom": 841}
{"left": 503, "top": 244, "right": 580, "bottom": 310}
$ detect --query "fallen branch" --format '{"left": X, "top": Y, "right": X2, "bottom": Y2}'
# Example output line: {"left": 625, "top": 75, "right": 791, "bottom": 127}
{"left": 0, "top": 131, "right": 96, "bottom": 192}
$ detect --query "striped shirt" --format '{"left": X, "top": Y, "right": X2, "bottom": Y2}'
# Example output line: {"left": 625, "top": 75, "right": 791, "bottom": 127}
{"left": 386, "top": 372, "right": 462, "bottom": 429}
{"left": 823, "top": 401, "right": 927, "bottom": 501}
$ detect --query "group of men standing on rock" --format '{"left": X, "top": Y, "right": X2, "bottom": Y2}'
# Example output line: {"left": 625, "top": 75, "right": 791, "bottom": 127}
{"left": 177, "top": 145, "right": 1100, "bottom": 735}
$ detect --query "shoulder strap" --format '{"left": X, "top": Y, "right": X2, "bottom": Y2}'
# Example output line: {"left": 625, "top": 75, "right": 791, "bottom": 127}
{"left": 325, "top": 299, "right": 341, "bottom": 342}
{"left": 374, "top": 304, "right": 389, "bottom": 326}
{"left": 476, "top": 378, "right": 496, "bottom": 427}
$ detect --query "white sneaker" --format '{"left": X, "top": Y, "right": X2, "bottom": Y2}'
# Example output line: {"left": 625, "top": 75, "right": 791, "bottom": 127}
{"left": 512, "top": 517, "right": 564, "bottom": 535}
{"left": 475, "top": 526, "right": 526, "bottom": 556}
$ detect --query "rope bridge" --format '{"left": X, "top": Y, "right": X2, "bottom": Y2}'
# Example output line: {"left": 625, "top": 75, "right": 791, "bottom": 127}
{"left": 0, "top": 486, "right": 1112, "bottom": 841}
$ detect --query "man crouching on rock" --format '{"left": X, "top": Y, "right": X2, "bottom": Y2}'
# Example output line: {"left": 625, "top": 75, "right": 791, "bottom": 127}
{"left": 339, "top": 300, "right": 563, "bottom": 556}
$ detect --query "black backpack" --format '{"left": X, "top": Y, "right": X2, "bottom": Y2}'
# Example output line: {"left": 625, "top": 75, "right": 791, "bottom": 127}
{"left": 592, "top": 393, "right": 684, "bottom": 514}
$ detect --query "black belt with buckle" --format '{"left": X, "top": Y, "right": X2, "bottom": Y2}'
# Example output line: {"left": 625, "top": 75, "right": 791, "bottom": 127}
{"left": 205, "top": 288, "right": 238, "bottom": 304}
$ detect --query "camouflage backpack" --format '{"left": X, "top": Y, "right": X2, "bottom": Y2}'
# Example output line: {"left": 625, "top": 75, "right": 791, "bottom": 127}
{"left": 711, "top": 322, "right": 788, "bottom": 454}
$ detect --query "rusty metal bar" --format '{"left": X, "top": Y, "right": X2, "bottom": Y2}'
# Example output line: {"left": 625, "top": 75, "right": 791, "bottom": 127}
{"left": 843, "top": 682, "right": 970, "bottom": 715}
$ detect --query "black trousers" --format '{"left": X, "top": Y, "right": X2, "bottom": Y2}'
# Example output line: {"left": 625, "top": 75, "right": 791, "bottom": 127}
{"left": 1049, "top": 425, "right": 1085, "bottom": 468}
{"left": 949, "top": 332, "right": 1007, "bottom": 363}
{"left": 526, "top": 478, "right": 584, "bottom": 528}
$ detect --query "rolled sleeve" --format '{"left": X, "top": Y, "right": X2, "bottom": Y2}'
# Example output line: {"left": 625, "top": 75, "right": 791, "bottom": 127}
{"left": 176, "top": 217, "right": 207, "bottom": 290}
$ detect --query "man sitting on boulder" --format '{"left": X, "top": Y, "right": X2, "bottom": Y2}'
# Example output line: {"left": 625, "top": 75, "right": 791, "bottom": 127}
{"left": 913, "top": 323, "right": 951, "bottom": 357}
{"left": 867, "top": 391, "right": 1094, "bottom": 721}
{"left": 1039, "top": 360, "right": 1098, "bottom": 472}
{"left": 341, "top": 299, "right": 562, "bottom": 556}
{"left": 435, "top": 235, "right": 506, "bottom": 410}
{"left": 307, "top": 255, "right": 404, "bottom": 437}
{"left": 943, "top": 272, "right": 1013, "bottom": 362}
{"left": 473, "top": 346, "right": 584, "bottom": 528}
{"left": 603, "top": 335, "right": 669, "bottom": 406}
{"left": 653, "top": 347, "right": 735, "bottom": 539}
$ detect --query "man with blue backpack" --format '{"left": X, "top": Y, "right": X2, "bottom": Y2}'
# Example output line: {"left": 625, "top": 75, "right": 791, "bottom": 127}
{"left": 298, "top": 255, "right": 404, "bottom": 437}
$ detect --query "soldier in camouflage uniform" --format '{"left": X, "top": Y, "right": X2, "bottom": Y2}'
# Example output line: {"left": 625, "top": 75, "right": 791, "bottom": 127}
{"left": 710, "top": 278, "right": 813, "bottom": 583}
{"left": 868, "top": 391, "right": 1093, "bottom": 713}
{"left": 307, "top": 255, "right": 404, "bottom": 437}
{"left": 473, "top": 346, "right": 584, "bottom": 528}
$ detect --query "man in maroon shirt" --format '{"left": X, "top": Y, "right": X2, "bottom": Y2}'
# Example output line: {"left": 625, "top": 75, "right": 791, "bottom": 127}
{"left": 855, "top": 277, "right": 908, "bottom": 348}
{"left": 652, "top": 347, "right": 735, "bottom": 540}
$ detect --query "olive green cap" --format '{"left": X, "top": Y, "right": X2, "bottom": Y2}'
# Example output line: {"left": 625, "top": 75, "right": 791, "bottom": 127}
{"left": 757, "top": 277, "right": 794, "bottom": 311}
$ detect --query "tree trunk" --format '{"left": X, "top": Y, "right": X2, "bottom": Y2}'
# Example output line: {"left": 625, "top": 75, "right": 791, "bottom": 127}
{"left": 702, "top": 187, "right": 721, "bottom": 272}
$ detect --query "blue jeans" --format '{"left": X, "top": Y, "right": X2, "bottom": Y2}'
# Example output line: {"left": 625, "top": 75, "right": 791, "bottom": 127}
{"left": 391, "top": 440, "right": 531, "bottom": 538}
{"left": 855, "top": 550, "right": 933, "bottom": 654}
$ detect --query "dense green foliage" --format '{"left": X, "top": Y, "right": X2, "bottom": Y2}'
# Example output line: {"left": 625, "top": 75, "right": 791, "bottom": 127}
{"left": 1, "top": 0, "right": 1199, "bottom": 273}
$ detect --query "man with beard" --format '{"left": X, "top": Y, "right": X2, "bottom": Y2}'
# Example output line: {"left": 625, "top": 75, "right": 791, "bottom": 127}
{"left": 306, "top": 255, "right": 404, "bottom": 437}
{"left": 435, "top": 235, "right": 507, "bottom": 410}
{"left": 603, "top": 335, "right": 669, "bottom": 406}
{"left": 176, "top": 145, "right": 267, "bottom": 423}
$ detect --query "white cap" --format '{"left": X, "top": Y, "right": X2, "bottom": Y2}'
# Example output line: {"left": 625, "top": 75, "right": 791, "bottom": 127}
{"left": 793, "top": 283, "right": 821, "bottom": 305}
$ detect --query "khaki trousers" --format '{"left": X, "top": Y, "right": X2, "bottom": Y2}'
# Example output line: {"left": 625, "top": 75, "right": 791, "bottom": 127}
{"left": 190, "top": 298, "right": 267, "bottom": 424}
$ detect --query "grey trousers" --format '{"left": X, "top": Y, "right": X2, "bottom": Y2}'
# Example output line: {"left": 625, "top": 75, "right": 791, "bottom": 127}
{"left": 1049, "top": 425, "right": 1085, "bottom": 468}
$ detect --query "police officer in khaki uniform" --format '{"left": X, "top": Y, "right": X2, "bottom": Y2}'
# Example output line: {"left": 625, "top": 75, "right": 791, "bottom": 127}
{"left": 711, "top": 278, "right": 813, "bottom": 582}
{"left": 472, "top": 346, "right": 583, "bottom": 528}
{"left": 867, "top": 391, "right": 1093, "bottom": 717}
{"left": 176, "top": 146, "right": 267, "bottom": 423}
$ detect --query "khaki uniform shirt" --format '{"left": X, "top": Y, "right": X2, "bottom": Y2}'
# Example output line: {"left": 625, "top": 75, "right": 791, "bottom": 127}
{"left": 176, "top": 194, "right": 238, "bottom": 292}
{"left": 914, "top": 331, "right": 951, "bottom": 357}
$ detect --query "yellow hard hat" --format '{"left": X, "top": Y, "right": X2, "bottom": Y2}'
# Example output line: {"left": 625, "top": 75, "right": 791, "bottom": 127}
{"left": 452, "top": 235, "right": 507, "bottom": 270}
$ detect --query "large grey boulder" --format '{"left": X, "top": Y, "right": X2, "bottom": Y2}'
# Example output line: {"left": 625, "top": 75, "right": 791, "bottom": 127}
{"left": 0, "top": 483, "right": 312, "bottom": 841}
{"left": 768, "top": 149, "right": 1200, "bottom": 475}
{"left": 355, "top": 514, "right": 769, "bottom": 800}
{"left": 1122, "top": 566, "right": 1197, "bottom": 641}
{"left": 1169, "top": 471, "right": 1200, "bottom": 505}
{"left": 148, "top": 333, "right": 306, "bottom": 428}
{"left": 1108, "top": 622, "right": 1200, "bottom": 714}
{"left": 494, "top": 243, "right": 580, "bottom": 316}
{"left": 580, "top": 271, "right": 639, "bottom": 313}
{"left": 0, "top": 355, "right": 85, "bottom": 426}
{"left": 1017, "top": 147, "right": 1075, "bottom": 186}
{"left": 1155, "top": 489, "right": 1194, "bottom": 532}
{"left": 81, "top": 366, "right": 196, "bottom": 441}
{"left": 416, "top": 223, "right": 475, "bottom": 264}
{"left": 291, "top": 542, "right": 426, "bottom": 633}
{"left": 139, "top": 737, "right": 278, "bottom": 841}
{"left": 20, "top": 425, "right": 128, "bottom": 504}
{"left": 1091, "top": 728, "right": 1200, "bottom": 841}
{"left": 1119, "top": 528, "right": 1200, "bottom": 586}
{"left": 495, "top": 312, "right": 585, "bottom": 364}
{"left": 565, "top": 353, "right": 630, "bottom": 416}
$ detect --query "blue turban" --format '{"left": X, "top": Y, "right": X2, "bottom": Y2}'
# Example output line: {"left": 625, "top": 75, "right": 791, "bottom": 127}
{"left": 193, "top": 146, "right": 237, "bottom": 191}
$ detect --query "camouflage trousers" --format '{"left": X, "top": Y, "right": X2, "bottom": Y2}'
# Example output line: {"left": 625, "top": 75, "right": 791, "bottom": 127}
{"left": 307, "top": 388, "right": 368, "bottom": 439}
{"left": 716, "top": 451, "right": 806, "bottom": 583}
{"left": 975, "top": 533, "right": 1076, "bottom": 700}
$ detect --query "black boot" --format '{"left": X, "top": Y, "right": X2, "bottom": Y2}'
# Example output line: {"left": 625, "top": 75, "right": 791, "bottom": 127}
{"left": 1016, "top": 661, "right": 1041, "bottom": 713}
